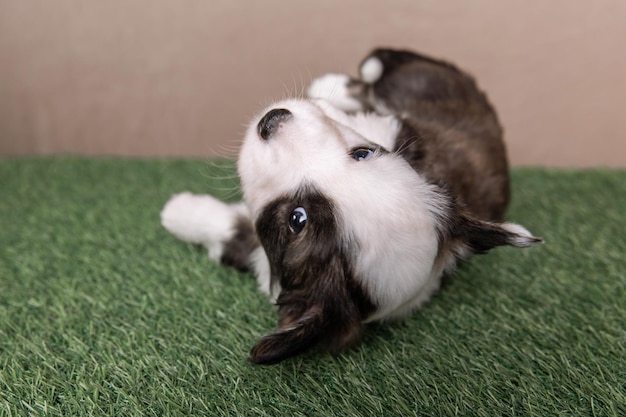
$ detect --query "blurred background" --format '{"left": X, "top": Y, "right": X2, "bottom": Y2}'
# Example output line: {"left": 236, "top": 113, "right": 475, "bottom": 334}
{"left": 1, "top": 0, "right": 624, "bottom": 166}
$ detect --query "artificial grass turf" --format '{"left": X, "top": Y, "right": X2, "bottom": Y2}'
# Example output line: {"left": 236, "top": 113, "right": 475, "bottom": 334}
{"left": 0, "top": 157, "right": 624, "bottom": 417}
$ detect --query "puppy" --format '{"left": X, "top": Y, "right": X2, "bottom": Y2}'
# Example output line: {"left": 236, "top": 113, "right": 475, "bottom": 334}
{"left": 161, "top": 48, "right": 542, "bottom": 365}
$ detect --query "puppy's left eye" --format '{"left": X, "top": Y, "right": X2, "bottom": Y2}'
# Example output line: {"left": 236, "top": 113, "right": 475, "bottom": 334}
{"left": 289, "top": 207, "right": 307, "bottom": 234}
{"left": 351, "top": 148, "right": 374, "bottom": 161}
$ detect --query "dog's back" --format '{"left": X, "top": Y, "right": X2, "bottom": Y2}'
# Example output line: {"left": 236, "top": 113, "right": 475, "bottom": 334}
{"left": 351, "top": 49, "right": 509, "bottom": 221}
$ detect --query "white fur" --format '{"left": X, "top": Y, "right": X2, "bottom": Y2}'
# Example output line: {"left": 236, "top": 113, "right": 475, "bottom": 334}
{"left": 307, "top": 74, "right": 363, "bottom": 112}
{"left": 360, "top": 56, "right": 383, "bottom": 83}
{"left": 344, "top": 112, "right": 401, "bottom": 151}
{"left": 308, "top": 69, "right": 394, "bottom": 118}
{"left": 334, "top": 159, "right": 446, "bottom": 321}
{"left": 238, "top": 98, "right": 445, "bottom": 320}
{"left": 250, "top": 246, "right": 277, "bottom": 300}
{"left": 502, "top": 222, "right": 538, "bottom": 247}
{"left": 161, "top": 192, "right": 246, "bottom": 262}
{"left": 238, "top": 99, "right": 399, "bottom": 216}
{"left": 307, "top": 75, "right": 399, "bottom": 146}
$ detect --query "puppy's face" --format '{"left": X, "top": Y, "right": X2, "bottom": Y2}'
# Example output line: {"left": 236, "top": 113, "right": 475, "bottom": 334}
{"left": 238, "top": 99, "right": 541, "bottom": 364}
{"left": 237, "top": 99, "right": 541, "bottom": 364}
{"left": 238, "top": 100, "right": 446, "bottom": 363}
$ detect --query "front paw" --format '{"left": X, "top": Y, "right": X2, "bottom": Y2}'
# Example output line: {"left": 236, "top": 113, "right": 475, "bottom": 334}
{"left": 161, "top": 192, "right": 235, "bottom": 247}
{"left": 307, "top": 74, "right": 364, "bottom": 112}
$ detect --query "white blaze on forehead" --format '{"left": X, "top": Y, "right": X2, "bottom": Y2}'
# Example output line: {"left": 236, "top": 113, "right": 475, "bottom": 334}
{"left": 238, "top": 99, "right": 344, "bottom": 216}
{"left": 238, "top": 99, "right": 400, "bottom": 216}
{"left": 313, "top": 99, "right": 400, "bottom": 151}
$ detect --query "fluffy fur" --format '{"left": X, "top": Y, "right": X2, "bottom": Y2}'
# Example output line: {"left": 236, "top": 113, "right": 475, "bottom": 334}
{"left": 161, "top": 48, "right": 542, "bottom": 365}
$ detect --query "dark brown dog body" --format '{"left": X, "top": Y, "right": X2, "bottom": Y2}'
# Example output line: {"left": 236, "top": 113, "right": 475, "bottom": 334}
{"left": 352, "top": 49, "right": 510, "bottom": 222}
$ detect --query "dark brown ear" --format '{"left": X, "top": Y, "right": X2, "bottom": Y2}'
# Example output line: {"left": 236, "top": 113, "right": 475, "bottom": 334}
{"left": 248, "top": 303, "right": 325, "bottom": 365}
{"left": 249, "top": 190, "right": 375, "bottom": 365}
{"left": 248, "top": 272, "right": 368, "bottom": 365}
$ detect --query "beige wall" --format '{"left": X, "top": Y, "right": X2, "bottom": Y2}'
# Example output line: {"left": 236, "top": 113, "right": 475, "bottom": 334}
{"left": 1, "top": 0, "right": 625, "bottom": 166}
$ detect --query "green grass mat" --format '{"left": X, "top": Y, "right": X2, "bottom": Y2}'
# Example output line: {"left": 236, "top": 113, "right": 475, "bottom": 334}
{"left": 1, "top": 157, "right": 624, "bottom": 416}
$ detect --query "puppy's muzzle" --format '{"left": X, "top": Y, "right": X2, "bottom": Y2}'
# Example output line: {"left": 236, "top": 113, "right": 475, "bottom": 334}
{"left": 257, "top": 108, "right": 292, "bottom": 140}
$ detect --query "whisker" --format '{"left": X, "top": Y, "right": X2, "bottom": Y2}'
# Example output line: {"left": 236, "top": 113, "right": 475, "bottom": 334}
{"left": 298, "top": 71, "right": 307, "bottom": 99}
{"left": 291, "top": 73, "right": 298, "bottom": 99}
{"left": 303, "top": 69, "right": 314, "bottom": 98}
{"left": 393, "top": 132, "right": 423, "bottom": 155}
{"left": 281, "top": 79, "right": 291, "bottom": 99}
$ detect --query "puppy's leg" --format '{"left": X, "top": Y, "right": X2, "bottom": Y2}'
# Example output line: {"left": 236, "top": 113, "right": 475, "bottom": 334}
{"left": 308, "top": 49, "right": 474, "bottom": 116}
{"left": 307, "top": 74, "right": 368, "bottom": 112}
{"left": 161, "top": 193, "right": 275, "bottom": 296}
{"left": 160, "top": 193, "right": 257, "bottom": 270}
{"left": 306, "top": 50, "right": 403, "bottom": 113}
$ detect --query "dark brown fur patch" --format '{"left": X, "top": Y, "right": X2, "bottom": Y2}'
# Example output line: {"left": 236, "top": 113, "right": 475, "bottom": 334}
{"left": 250, "top": 188, "right": 375, "bottom": 364}
{"left": 220, "top": 215, "right": 259, "bottom": 272}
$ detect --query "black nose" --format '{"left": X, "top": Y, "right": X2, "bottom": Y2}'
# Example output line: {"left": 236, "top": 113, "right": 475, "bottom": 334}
{"left": 257, "top": 108, "right": 292, "bottom": 140}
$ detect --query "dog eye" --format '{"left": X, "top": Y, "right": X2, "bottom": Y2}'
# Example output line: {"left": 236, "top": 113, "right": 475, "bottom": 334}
{"left": 289, "top": 207, "right": 307, "bottom": 234}
{"left": 351, "top": 148, "right": 374, "bottom": 161}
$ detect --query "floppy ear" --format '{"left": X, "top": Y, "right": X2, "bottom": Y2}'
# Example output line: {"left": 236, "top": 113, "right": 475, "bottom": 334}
{"left": 248, "top": 264, "right": 366, "bottom": 365}
{"left": 248, "top": 301, "right": 325, "bottom": 365}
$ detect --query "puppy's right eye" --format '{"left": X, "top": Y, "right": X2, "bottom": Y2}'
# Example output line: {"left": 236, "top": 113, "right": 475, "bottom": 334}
{"left": 351, "top": 148, "right": 374, "bottom": 161}
{"left": 289, "top": 207, "right": 307, "bottom": 234}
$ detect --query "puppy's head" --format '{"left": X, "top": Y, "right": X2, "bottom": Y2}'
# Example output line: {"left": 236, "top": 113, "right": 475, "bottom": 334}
{"left": 238, "top": 99, "right": 540, "bottom": 364}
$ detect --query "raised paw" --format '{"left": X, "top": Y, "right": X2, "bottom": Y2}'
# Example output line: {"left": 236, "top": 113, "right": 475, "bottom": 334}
{"left": 306, "top": 74, "right": 364, "bottom": 112}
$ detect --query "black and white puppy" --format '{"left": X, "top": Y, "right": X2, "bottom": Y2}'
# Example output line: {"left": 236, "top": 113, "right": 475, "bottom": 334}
{"left": 161, "top": 48, "right": 542, "bottom": 365}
